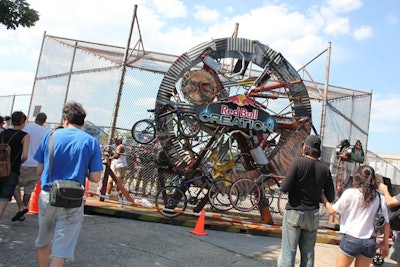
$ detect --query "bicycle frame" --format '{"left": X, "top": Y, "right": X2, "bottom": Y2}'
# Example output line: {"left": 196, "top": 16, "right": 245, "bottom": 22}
{"left": 131, "top": 100, "right": 200, "bottom": 144}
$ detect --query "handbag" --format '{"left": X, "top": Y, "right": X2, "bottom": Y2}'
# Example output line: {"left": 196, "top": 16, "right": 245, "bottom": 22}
{"left": 374, "top": 192, "right": 385, "bottom": 234}
{"left": 48, "top": 131, "right": 84, "bottom": 208}
{"left": 50, "top": 180, "right": 84, "bottom": 208}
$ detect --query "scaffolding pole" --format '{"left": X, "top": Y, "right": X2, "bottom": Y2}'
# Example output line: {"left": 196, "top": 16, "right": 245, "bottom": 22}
{"left": 320, "top": 42, "right": 331, "bottom": 143}
{"left": 109, "top": 5, "right": 138, "bottom": 143}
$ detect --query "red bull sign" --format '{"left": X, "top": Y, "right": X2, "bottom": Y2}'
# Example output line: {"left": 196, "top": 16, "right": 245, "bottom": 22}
{"left": 196, "top": 99, "right": 276, "bottom": 133}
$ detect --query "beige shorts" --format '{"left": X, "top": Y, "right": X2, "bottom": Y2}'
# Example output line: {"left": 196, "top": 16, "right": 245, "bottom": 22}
{"left": 19, "top": 166, "right": 40, "bottom": 194}
{"left": 109, "top": 167, "right": 128, "bottom": 185}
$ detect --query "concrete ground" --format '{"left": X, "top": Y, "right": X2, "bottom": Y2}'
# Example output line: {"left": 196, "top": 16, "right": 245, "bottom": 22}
{"left": 0, "top": 198, "right": 398, "bottom": 267}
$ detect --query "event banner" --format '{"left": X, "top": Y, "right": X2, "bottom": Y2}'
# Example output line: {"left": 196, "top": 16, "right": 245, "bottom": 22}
{"left": 196, "top": 100, "right": 276, "bottom": 133}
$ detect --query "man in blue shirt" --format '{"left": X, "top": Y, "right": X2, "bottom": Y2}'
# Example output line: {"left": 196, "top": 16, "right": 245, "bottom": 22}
{"left": 34, "top": 102, "right": 103, "bottom": 267}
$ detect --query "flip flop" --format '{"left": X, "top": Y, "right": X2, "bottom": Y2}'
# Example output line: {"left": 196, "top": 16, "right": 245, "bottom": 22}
{"left": 11, "top": 208, "right": 28, "bottom": 222}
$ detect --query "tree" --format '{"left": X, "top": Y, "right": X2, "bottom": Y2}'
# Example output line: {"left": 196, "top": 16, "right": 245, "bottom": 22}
{"left": 0, "top": 0, "right": 39, "bottom": 30}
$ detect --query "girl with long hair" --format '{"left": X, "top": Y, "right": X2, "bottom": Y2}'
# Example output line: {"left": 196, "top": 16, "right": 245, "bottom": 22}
{"left": 322, "top": 165, "right": 390, "bottom": 267}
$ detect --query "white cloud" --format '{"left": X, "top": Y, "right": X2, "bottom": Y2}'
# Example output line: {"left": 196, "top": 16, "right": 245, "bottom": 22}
{"left": 326, "top": 0, "right": 363, "bottom": 13}
{"left": 386, "top": 14, "right": 399, "bottom": 25}
{"left": 0, "top": 72, "right": 35, "bottom": 95}
{"left": 371, "top": 94, "right": 400, "bottom": 122}
{"left": 369, "top": 94, "right": 400, "bottom": 135}
{"left": 353, "top": 25, "right": 373, "bottom": 41}
{"left": 153, "top": 0, "right": 186, "bottom": 19}
{"left": 324, "top": 17, "right": 350, "bottom": 35}
{"left": 193, "top": 5, "right": 220, "bottom": 24}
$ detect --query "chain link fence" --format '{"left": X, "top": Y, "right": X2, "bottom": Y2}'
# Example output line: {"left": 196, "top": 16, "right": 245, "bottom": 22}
{"left": 20, "top": 34, "right": 399, "bottom": 220}
{"left": 0, "top": 94, "right": 31, "bottom": 118}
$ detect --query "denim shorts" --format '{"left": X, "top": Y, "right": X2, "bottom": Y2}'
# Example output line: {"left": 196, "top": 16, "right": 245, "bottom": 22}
{"left": 0, "top": 172, "right": 19, "bottom": 201}
{"left": 35, "top": 191, "right": 84, "bottom": 259}
{"left": 339, "top": 234, "right": 376, "bottom": 258}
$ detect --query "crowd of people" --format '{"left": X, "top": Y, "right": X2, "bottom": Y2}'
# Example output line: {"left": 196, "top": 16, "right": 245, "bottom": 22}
{"left": 0, "top": 102, "right": 103, "bottom": 267}
{"left": 2, "top": 105, "right": 400, "bottom": 267}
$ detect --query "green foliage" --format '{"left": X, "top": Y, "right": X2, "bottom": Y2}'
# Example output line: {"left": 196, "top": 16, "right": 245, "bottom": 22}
{"left": 0, "top": 0, "right": 39, "bottom": 30}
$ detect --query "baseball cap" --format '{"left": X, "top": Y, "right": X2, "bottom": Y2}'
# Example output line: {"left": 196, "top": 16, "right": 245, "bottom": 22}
{"left": 304, "top": 135, "right": 321, "bottom": 150}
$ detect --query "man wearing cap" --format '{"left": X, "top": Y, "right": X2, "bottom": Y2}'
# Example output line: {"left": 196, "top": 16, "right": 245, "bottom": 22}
{"left": 278, "top": 135, "right": 335, "bottom": 267}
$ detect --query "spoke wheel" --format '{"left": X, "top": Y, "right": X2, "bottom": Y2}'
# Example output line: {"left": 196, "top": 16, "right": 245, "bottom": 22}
{"left": 131, "top": 119, "right": 156, "bottom": 144}
{"left": 178, "top": 114, "right": 201, "bottom": 138}
{"left": 155, "top": 186, "right": 187, "bottom": 217}
{"left": 261, "top": 177, "right": 281, "bottom": 214}
{"left": 208, "top": 179, "right": 233, "bottom": 212}
{"left": 229, "top": 178, "right": 261, "bottom": 212}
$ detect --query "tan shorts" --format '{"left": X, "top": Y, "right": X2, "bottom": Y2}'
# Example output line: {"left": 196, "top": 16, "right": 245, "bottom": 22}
{"left": 109, "top": 167, "right": 128, "bottom": 185}
{"left": 19, "top": 166, "right": 40, "bottom": 194}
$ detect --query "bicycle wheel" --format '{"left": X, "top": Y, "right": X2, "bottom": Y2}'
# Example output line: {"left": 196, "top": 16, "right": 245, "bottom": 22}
{"left": 229, "top": 178, "right": 261, "bottom": 212}
{"left": 131, "top": 119, "right": 156, "bottom": 144}
{"left": 277, "top": 191, "right": 288, "bottom": 215}
{"left": 178, "top": 114, "right": 201, "bottom": 138}
{"left": 208, "top": 179, "right": 233, "bottom": 212}
{"left": 155, "top": 186, "right": 187, "bottom": 218}
{"left": 260, "top": 177, "right": 281, "bottom": 214}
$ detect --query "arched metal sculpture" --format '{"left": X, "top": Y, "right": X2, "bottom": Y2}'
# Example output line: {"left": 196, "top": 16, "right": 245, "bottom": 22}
{"left": 154, "top": 37, "right": 313, "bottom": 212}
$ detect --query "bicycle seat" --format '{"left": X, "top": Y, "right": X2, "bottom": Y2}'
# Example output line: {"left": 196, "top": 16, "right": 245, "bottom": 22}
{"left": 147, "top": 108, "right": 156, "bottom": 113}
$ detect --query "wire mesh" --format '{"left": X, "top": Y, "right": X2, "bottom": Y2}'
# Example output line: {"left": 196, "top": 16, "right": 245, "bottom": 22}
{"left": 22, "top": 34, "right": 399, "bottom": 218}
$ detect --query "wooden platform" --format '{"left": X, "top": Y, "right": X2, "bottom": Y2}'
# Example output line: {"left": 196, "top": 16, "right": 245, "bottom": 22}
{"left": 84, "top": 196, "right": 342, "bottom": 245}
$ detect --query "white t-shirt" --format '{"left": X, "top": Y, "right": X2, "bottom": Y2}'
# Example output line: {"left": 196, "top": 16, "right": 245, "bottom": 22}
{"left": 332, "top": 188, "right": 389, "bottom": 239}
{"left": 22, "top": 123, "right": 49, "bottom": 167}
{"left": 111, "top": 145, "right": 128, "bottom": 170}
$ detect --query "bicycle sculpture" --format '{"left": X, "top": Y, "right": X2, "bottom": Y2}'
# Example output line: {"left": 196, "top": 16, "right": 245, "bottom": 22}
{"left": 131, "top": 98, "right": 200, "bottom": 144}
{"left": 136, "top": 37, "right": 314, "bottom": 216}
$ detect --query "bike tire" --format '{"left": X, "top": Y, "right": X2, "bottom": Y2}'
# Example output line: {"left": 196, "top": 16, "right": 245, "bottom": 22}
{"left": 208, "top": 179, "right": 233, "bottom": 212}
{"left": 260, "top": 177, "right": 281, "bottom": 214}
{"left": 178, "top": 114, "right": 201, "bottom": 138}
{"left": 155, "top": 186, "right": 187, "bottom": 218}
{"left": 131, "top": 119, "right": 156, "bottom": 144}
{"left": 229, "top": 178, "right": 261, "bottom": 212}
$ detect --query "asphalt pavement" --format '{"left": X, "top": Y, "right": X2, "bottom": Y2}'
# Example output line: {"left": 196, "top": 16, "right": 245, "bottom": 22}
{"left": 1, "top": 199, "right": 398, "bottom": 267}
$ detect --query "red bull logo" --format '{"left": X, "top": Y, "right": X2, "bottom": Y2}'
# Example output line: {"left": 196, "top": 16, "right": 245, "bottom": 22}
{"left": 220, "top": 105, "right": 258, "bottom": 119}
{"left": 228, "top": 94, "right": 254, "bottom": 106}
{"left": 196, "top": 100, "right": 276, "bottom": 133}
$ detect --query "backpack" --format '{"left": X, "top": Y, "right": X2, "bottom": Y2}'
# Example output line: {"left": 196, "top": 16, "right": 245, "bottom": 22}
{"left": 0, "top": 131, "right": 19, "bottom": 178}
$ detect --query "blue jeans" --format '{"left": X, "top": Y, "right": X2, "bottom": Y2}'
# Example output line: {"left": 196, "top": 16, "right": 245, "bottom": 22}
{"left": 339, "top": 234, "right": 376, "bottom": 258}
{"left": 0, "top": 171, "right": 19, "bottom": 201}
{"left": 278, "top": 209, "right": 320, "bottom": 267}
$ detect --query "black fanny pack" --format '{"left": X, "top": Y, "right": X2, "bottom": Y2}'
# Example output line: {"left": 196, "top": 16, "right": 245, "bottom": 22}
{"left": 49, "top": 180, "right": 84, "bottom": 208}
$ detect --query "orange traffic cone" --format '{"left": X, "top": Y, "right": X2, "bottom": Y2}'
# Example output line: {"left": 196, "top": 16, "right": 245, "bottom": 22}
{"left": 28, "top": 180, "right": 41, "bottom": 214}
{"left": 190, "top": 209, "right": 208, "bottom": 236}
{"left": 84, "top": 179, "right": 90, "bottom": 197}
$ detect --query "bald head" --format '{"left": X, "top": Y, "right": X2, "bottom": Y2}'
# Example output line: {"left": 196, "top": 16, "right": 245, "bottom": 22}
{"left": 35, "top": 112, "right": 47, "bottom": 125}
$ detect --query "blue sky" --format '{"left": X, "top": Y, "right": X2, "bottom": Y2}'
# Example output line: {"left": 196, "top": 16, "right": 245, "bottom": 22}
{"left": 0, "top": 0, "right": 399, "bottom": 154}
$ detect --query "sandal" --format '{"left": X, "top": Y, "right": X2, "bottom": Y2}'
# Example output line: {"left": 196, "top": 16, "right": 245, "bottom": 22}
{"left": 11, "top": 208, "right": 28, "bottom": 221}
